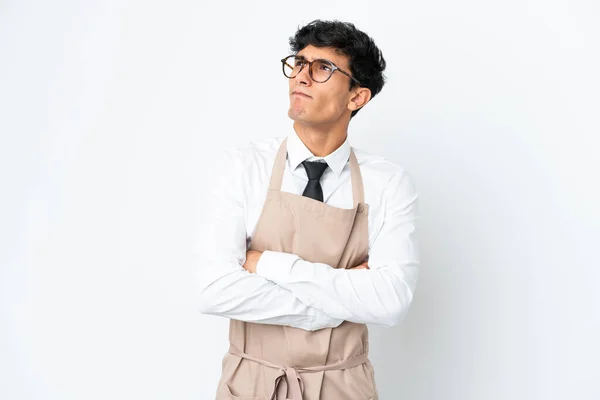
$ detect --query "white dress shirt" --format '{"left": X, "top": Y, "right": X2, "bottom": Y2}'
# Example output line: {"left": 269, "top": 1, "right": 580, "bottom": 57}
{"left": 194, "top": 131, "right": 420, "bottom": 331}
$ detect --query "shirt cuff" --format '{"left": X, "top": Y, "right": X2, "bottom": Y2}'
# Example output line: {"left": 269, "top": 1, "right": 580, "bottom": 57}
{"left": 256, "top": 250, "right": 300, "bottom": 282}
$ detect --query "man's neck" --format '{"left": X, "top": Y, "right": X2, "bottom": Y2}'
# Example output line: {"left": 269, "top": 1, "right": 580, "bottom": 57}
{"left": 293, "top": 120, "right": 348, "bottom": 157}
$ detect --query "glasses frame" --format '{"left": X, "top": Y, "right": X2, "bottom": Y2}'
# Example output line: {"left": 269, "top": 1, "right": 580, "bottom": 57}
{"left": 281, "top": 55, "right": 362, "bottom": 86}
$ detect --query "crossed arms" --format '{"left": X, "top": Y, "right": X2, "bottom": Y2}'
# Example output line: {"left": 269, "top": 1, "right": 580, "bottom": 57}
{"left": 194, "top": 149, "right": 420, "bottom": 331}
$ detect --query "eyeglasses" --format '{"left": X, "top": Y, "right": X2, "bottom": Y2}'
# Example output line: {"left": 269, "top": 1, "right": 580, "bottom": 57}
{"left": 281, "top": 55, "right": 361, "bottom": 86}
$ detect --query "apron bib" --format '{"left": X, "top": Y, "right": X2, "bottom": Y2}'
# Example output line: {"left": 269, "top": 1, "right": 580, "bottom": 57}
{"left": 216, "top": 138, "right": 378, "bottom": 400}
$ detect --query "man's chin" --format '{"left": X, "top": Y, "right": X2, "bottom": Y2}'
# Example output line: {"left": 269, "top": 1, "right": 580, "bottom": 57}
{"left": 288, "top": 108, "right": 311, "bottom": 123}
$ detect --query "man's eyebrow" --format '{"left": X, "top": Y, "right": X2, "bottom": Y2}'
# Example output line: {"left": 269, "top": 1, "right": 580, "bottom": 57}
{"left": 296, "top": 54, "right": 335, "bottom": 63}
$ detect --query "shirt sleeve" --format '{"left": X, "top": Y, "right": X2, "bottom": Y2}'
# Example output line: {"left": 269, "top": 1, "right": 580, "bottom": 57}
{"left": 255, "top": 169, "right": 420, "bottom": 327}
{"left": 193, "top": 146, "right": 344, "bottom": 331}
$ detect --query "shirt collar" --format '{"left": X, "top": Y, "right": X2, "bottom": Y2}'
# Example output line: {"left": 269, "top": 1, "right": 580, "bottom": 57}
{"left": 286, "top": 131, "right": 351, "bottom": 178}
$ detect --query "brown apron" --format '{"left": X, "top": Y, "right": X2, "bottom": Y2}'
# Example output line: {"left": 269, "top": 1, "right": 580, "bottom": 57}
{"left": 216, "top": 138, "right": 378, "bottom": 400}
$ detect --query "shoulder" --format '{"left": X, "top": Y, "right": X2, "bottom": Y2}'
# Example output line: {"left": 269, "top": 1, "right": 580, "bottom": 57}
{"left": 352, "top": 145, "right": 419, "bottom": 206}
{"left": 352, "top": 146, "right": 414, "bottom": 186}
{"left": 352, "top": 146, "right": 403, "bottom": 174}
{"left": 216, "top": 136, "right": 285, "bottom": 173}
{"left": 221, "top": 136, "right": 284, "bottom": 165}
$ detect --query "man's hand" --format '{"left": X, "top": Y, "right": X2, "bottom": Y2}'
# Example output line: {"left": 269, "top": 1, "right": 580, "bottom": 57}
{"left": 243, "top": 250, "right": 263, "bottom": 274}
{"left": 349, "top": 260, "right": 369, "bottom": 270}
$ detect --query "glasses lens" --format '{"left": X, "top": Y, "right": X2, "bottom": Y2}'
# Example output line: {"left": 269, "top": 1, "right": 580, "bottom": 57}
{"left": 310, "top": 60, "right": 334, "bottom": 82}
{"left": 283, "top": 56, "right": 303, "bottom": 78}
{"left": 282, "top": 57, "right": 335, "bottom": 82}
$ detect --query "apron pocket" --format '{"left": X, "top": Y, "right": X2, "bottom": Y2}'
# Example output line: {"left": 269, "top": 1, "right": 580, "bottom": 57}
{"left": 221, "top": 383, "right": 269, "bottom": 400}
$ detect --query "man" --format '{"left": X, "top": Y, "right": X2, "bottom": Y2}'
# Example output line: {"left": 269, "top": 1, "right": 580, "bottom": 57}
{"left": 196, "top": 19, "right": 420, "bottom": 400}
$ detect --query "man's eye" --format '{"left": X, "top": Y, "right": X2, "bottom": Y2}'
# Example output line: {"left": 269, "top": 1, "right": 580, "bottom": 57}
{"left": 319, "top": 64, "right": 331, "bottom": 72}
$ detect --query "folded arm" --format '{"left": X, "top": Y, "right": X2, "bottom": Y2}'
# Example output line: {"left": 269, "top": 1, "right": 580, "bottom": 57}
{"left": 255, "top": 169, "right": 420, "bottom": 327}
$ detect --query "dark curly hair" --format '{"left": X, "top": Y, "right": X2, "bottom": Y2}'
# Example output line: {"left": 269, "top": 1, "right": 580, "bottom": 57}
{"left": 289, "top": 19, "right": 386, "bottom": 118}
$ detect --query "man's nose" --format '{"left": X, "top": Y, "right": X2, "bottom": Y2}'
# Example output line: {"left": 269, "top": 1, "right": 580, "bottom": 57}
{"left": 295, "top": 63, "right": 312, "bottom": 86}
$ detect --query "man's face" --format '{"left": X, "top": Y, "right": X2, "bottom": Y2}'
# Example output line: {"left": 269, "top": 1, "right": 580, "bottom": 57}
{"left": 287, "top": 45, "right": 356, "bottom": 126}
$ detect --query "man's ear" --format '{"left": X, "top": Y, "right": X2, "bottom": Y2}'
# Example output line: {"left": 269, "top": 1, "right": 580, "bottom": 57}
{"left": 347, "top": 87, "right": 372, "bottom": 113}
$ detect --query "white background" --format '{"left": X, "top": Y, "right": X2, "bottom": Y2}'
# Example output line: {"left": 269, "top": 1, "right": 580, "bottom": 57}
{"left": 1, "top": 1, "right": 599, "bottom": 399}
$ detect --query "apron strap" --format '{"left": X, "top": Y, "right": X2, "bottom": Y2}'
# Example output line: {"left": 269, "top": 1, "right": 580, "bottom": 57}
{"left": 268, "top": 138, "right": 288, "bottom": 192}
{"left": 349, "top": 150, "right": 365, "bottom": 207}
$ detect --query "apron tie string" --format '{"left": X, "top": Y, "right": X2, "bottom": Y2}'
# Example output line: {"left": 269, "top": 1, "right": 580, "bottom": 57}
{"left": 269, "top": 367, "right": 304, "bottom": 400}
{"left": 229, "top": 345, "right": 369, "bottom": 400}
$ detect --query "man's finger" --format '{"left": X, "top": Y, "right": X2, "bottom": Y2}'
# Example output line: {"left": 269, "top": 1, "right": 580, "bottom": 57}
{"left": 349, "top": 262, "right": 369, "bottom": 270}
